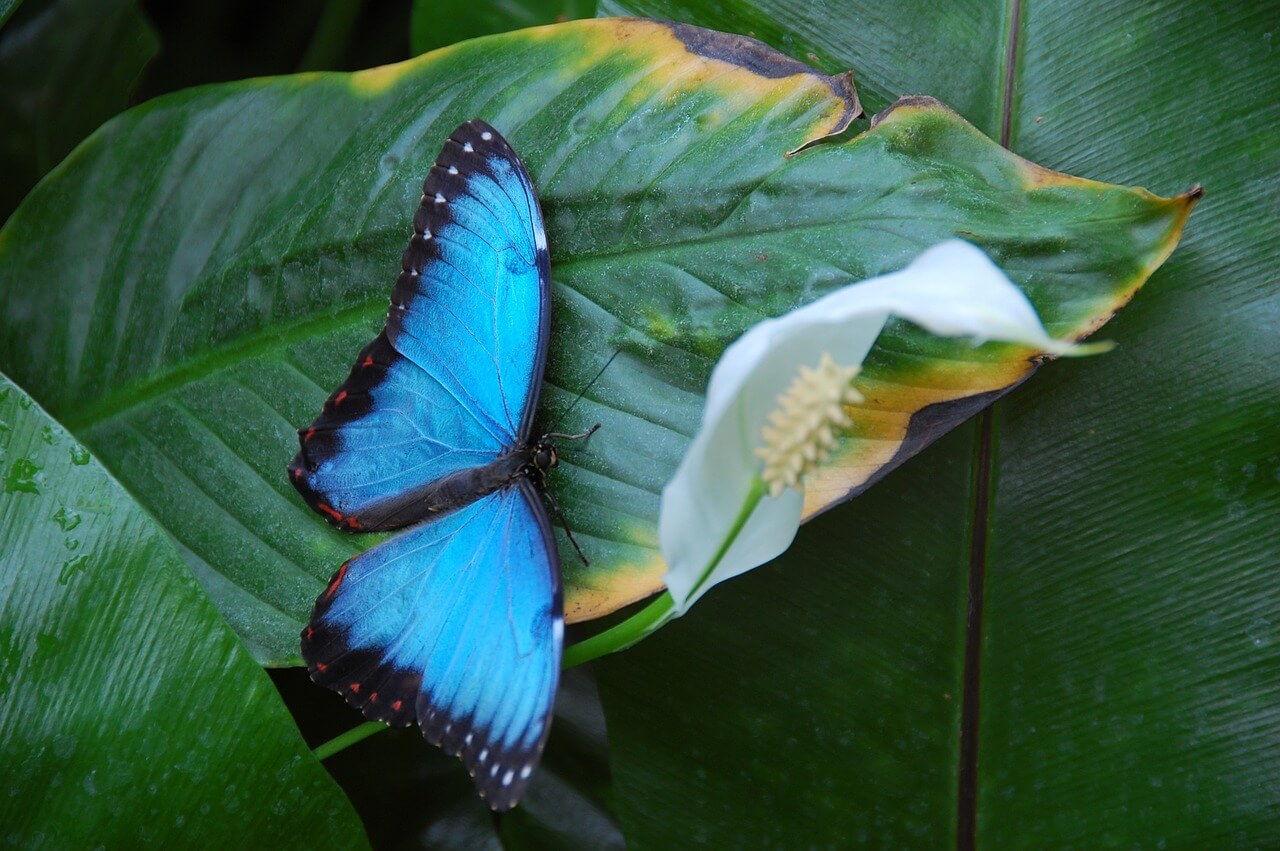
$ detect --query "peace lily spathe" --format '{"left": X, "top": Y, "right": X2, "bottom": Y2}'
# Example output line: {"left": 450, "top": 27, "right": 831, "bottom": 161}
{"left": 659, "top": 239, "right": 1100, "bottom": 613}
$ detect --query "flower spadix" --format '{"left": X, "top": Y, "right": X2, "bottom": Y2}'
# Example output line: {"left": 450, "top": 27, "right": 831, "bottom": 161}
{"left": 659, "top": 240, "right": 1099, "bottom": 613}
{"left": 756, "top": 353, "right": 864, "bottom": 497}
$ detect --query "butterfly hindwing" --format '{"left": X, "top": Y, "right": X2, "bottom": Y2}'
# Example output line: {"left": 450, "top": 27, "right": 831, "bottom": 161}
{"left": 303, "top": 479, "right": 562, "bottom": 811}
{"left": 289, "top": 120, "right": 550, "bottom": 531}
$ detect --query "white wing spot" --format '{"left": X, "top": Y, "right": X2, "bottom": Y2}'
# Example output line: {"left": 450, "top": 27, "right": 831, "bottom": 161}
{"left": 447, "top": 165, "right": 459, "bottom": 175}
{"left": 464, "top": 733, "right": 473, "bottom": 745}
{"left": 480, "top": 131, "right": 493, "bottom": 141}
{"left": 502, "top": 770, "right": 514, "bottom": 786}
{"left": 463, "top": 142, "right": 474, "bottom": 152}
{"left": 520, "top": 765, "right": 532, "bottom": 780}
{"left": 489, "top": 764, "right": 499, "bottom": 777}
{"left": 434, "top": 193, "right": 447, "bottom": 204}
{"left": 478, "top": 749, "right": 488, "bottom": 762}
{"left": 444, "top": 723, "right": 452, "bottom": 734}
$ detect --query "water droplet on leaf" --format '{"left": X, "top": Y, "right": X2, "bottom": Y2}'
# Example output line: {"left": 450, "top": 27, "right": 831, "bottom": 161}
{"left": 69, "top": 444, "right": 90, "bottom": 465}
{"left": 5, "top": 458, "right": 41, "bottom": 494}
{"left": 54, "top": 506, "right": 81, "bottom": 531}
{"left": 58, "top": 555, "right": 90, "bottom": 585}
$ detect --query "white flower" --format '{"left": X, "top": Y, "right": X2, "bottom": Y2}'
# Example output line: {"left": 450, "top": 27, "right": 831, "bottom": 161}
{"left": 659, "top": 239, "right": 1098, "bottom": 613}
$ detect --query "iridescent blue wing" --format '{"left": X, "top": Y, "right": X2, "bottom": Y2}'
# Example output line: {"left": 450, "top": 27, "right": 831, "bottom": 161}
{"left": 303, "top": 480, "right": 561, "bottom": 811}
{"left": 289, "top": 120, "right": 550, "bottom": 531}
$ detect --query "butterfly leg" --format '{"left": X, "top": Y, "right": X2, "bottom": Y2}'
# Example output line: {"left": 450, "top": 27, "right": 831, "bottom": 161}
{"left": 539, "top": 484, "right": 591, "bottom": 567}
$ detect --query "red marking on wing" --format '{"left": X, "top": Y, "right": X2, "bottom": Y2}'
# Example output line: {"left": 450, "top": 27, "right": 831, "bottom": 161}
{"left": 350, "top": 683, "right": 361, "bottom": 694}
{"left": 303, "top": 427, "right": 316, "bottom": 442}
{"left": 361, "top": 356, "right": 375, "bottom": 368}
{"left": 369, "top": 692, "right": 378, "bottom": 703}
{"left": 333, "top": 390, "right": 348, "bottom": 406}
{"left": 325, "top": 562, "right": 350, "bottom": 599}
{"left": 346, "top": 517, "right": 363, "bottom": 530}
{"left": 316, "top": 662, "right": 328, "bottom": 672}
{"left": 318, "top": 503, "right": 344, "bottom": 522}
{"left": 305, "top": 626, "right": 314, "bottom": 640}
{"left": 292, "top": 467, "right": 303, "bottom": 481}
{"left": 391, "top": 700, "right": 403, "bottom": 712}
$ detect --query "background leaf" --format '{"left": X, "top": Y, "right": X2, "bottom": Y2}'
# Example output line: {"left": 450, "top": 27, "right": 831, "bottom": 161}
{"left": 0, "top": 0, "right": 158, "bottom": 220}
{"left": 0, "top": 19, "right": 1187, "bottom": 666}
{"left": 593, "top": 0, "right": 1280, "bottom": 846}
{"left": 136, "top": 0, "right": 413, "bottom": 99}
{"left": 0, "top": 372, "right": 366, "bottom": 847}
{"left": 410, "top": 0, "right": 596, "bottom": 55}
{"left": 275, "top": 665, "right": 622, "bottom": 849}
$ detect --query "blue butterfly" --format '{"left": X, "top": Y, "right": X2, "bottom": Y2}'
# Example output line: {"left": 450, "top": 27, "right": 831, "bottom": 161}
{"left": 288, "top": 120, "right": 590, "bottom": 811}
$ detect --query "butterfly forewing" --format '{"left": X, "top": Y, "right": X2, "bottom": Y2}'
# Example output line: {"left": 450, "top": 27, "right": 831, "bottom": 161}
{"left": 289, "top": 120, "right": 551, "bottom": 532}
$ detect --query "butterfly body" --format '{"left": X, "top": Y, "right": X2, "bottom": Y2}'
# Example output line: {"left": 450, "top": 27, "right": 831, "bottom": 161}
{"left": 288, "top": 120, "right": 567, "bottom": 810}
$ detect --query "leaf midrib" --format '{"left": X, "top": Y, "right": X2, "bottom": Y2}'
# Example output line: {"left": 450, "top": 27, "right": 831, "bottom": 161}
{"left": 957, "top": 1, "right": 1023, "bottom": 848}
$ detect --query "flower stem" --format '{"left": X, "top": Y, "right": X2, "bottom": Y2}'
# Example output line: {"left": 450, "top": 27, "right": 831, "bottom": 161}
{"left": 562, "top": 592, "right": 675, "bottom": 668}
{"left": 313, "top": 720, "right": 385, "bottom": 761}
{"left": 685, "top": 477, "right": 768, "bottom": 603}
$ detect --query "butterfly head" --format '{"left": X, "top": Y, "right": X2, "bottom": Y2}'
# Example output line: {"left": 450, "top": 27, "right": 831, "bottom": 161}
{"left": 532, "top": 439, "right": 559, "bottom": 474}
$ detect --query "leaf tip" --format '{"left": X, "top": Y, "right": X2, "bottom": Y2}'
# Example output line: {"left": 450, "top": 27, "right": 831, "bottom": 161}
{"left": 785, "top": 69, "right": 863, "bottom": 157}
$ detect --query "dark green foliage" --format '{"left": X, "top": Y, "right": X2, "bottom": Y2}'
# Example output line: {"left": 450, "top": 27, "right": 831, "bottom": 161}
{"left": 0, "top": 374, "right": 366, "bottom": 847}
{"left": 597, "top": 0, "right": 1279, "bottom": 846}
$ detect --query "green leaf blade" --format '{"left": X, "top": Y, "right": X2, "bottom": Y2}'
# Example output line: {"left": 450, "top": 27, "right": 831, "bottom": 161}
{"left": 977, "top": 0, "right": 1280, "bottom": 844}
{"left": 0, "top": 373, "right": 366, "bottom": 847}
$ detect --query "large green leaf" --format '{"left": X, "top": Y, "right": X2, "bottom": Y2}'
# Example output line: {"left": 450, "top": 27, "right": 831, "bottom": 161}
{"left": 0, "top": 0, "right": 157, "bottom": 219}
{"left": 0, "top": 373, "right": 366, "bottom": 846}
{"left": 593, "top": 0, "right": 1279, "bottom": 847}
{"left": 0, "top": 19, "right": 1189, "bottom": 666}
{"left": 979, "top": 1, "right": 1279, "bottom": 845}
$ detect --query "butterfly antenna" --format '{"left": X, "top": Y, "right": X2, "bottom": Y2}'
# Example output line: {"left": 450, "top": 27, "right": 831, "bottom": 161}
{"left": 540, "top": 485, "right": 590, "bottom": 567}
{"left": 547, "top": 349, "right": 620, "bottom": 434}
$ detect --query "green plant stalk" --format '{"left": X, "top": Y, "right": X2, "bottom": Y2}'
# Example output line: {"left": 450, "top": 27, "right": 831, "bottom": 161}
{"left": 313, "top": 720, "right": 386, "bottom": 761}
{"left": 314, "top": 477, "right": 770, "bottom": 760}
